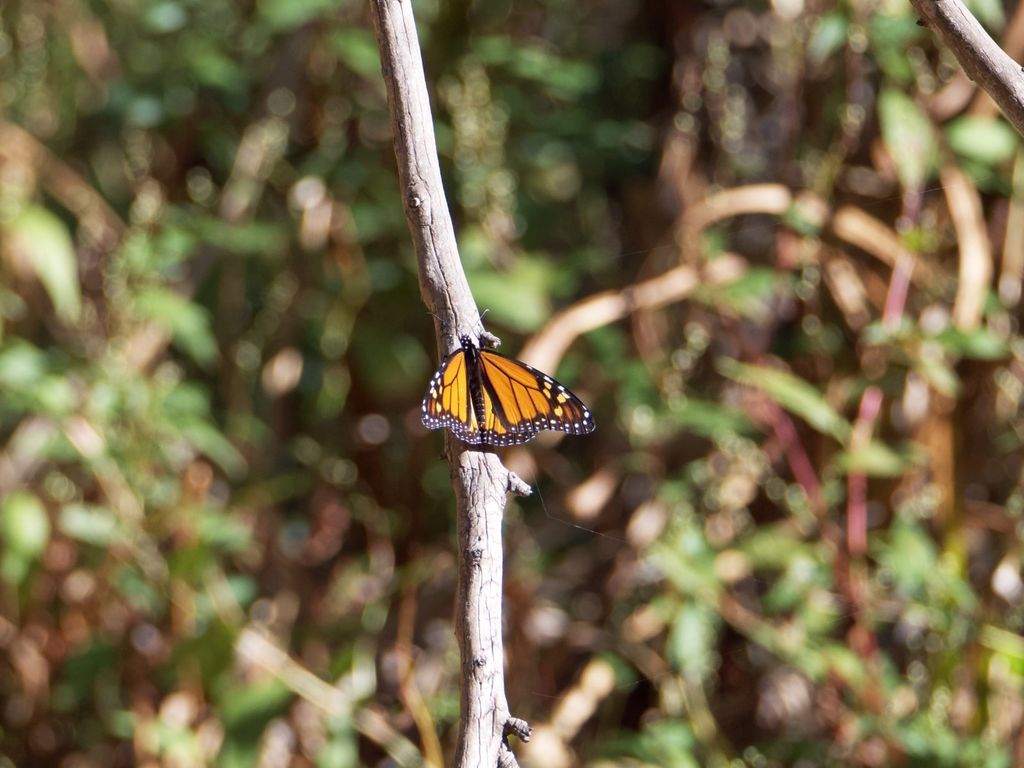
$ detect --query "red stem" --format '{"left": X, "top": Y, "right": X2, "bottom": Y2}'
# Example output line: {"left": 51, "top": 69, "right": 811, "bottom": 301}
{"left": 847, "top": 386, "right": 883, "bottom": 556}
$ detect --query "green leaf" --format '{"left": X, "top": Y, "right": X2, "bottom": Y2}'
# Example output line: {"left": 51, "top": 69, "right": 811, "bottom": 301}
{"left": 180, "top": 421, "right": 247, "bottom": 479}
{"left": 980, "top": 624, "right": 1024, "bottom": 665}
{"left": 597, "top": 720, "right": 699, "bottom": 768}
{"left": 699, "top": 267, "right": 781, "bottom": 321}
{"left": 257, "top": 0, "right": 338, "bottom": 31}
{"left": 60, "top": 503, "right": 124, "bottom": 547}
{"left": 467, "top": 257, "right": 555, "bottom": 333}
{"left": 868, "top": 12, "right": 926, "bottom": 83}
{"left": 762, "top": 555, "right": 826, "bottom": 613}
{"left": 136, "top": 287, "right": 218, "bottom": 366}
{"left": 835, "top": 440, "right": 920, "bottom": 477}
{"left": 53, "top": 640, "right": 117, "bottom": 710}
{"left": 669, "top": 398, "right": 756, "bottom": 439}
{"left": 739, "top": 525, "right": 817, "bottom": 570}
{"left": 35, "top": 376, "right": 76, "bottom": 416}
{"left": 197, "top": 511, "right": 252, "bottom": 552}
{"left": 967, "top": 0, "right": 1005, "bottom": 30}
{"left": 330, "top": 29, "right": 381, "bottom": 78}
{"left": 947, "top": 117, "right": 1019, "bottom": 166}
{"left": 194, "top": 217, "right": 289, "bottom": 255}
{"left": 717, "top": 359, "right": 852, "bottom": 441}
{"left": 219, "top": 680, "right": 293, "bottom": 768}
{"left": 4, "top": 205, "right": 81, "bottom": 323}
{"left": 114, "top": 565, "right": 163, "bottom": 613}
{"left": 878, "top": 89, "right": 937, "bottom": 190}
{"left": 932, "top": 326, "right": 1009, "bottom": 360}
{"left": 144, "top": 2, "right": 187, "bottom": 33}
{"left": 1, "top": 491, "right": 50, "bottom": 583}
{"left": 819, "top": 643, "right": 868, "bottom": 686}
{"left": 0, "top": 341, "right": 47, "bottom": 391}
{"left": 649, "top": 526, "right": 719, "bottom": 600}
{"left": 875, "top": 523, "right": 938, "bottom": 597}
{"left": 186, "top": 42, "right": 247, "bottom": 92}
{"left": 808, "top": 12, "right": 848, "bottom": 65}
{"left": 2, "top": 491, "right": 50, "bottom": 559}
{"left": 474, "top": 37, "right": 600, "bottom": 99}
{"left": 915, "top": 351, "right": 961, "bottom": 397}
{"left": 667, "top": 603, "right": 718, "bottom": 680}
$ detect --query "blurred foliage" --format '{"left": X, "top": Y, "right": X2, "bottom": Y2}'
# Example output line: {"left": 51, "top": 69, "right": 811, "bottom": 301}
{"left": 2, "top": 0, "right": 1024, "bottom": 767}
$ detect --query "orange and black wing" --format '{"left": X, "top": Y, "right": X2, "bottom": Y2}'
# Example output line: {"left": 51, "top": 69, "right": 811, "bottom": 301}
{"left": 422, "top": 342, "right": 596, "bottom": 446}
{"left": 421, "top": 348, "right": 487, "bottom": 444}
{"left": 477, "top": 349, "right": 595, "bottom": 444}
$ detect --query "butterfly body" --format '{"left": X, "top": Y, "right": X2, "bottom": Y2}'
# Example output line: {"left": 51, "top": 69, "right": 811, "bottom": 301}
{"left": 421, "top": 335, "right": 595, "bottom": 446}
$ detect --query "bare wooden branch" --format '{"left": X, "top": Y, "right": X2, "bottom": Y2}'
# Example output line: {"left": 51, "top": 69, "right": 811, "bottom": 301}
{"left": 368, "top": 1, "right": 530, "bottom": 766}
{"left": 910, "top": 0, "right": 1024, "bottom": 137}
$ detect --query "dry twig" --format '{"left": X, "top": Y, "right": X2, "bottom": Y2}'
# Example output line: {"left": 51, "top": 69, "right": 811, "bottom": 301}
{"left": 369, "top": 1, "right": 531, "bottom": 766}
{"left": 911, "top": 0, "right": 1024, "bottom": 137}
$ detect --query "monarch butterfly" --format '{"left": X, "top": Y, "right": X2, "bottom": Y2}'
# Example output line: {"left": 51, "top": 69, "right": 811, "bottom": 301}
{"left": 421, "top": 335, "right": 596, "bottom": 446}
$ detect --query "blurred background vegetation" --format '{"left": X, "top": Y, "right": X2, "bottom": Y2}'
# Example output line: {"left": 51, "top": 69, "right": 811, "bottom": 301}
{"left": 2, "top": 0, "right": 1024, "bottom": 765}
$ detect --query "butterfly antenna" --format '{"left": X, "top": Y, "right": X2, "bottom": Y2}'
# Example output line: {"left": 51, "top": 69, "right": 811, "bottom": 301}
{"left": 425, "top": 308, "right": 448, "bottom": 338}
{"left": 533, "top": 481, "right": 625, "bottom": 544}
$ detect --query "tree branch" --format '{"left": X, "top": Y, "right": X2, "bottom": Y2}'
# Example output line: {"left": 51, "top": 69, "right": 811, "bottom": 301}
{"left": 368, "top": 2, "right": 531, "bottom": 766}
{"left": 910, "top": 0, "right": 1024, "bottom": 136}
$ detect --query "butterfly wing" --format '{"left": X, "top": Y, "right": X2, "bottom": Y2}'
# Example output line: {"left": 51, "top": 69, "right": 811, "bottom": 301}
{"left": 476, "top": 381, "right": 523, "bottom": 445}
{"left": 422, "top": 342, "right": 596, "bottom": 446}
{"left": 421, "top": 348, "right": 485, "bottom": 444}
{"left": 478, "top": 350, "right": 595, "bottom": 443}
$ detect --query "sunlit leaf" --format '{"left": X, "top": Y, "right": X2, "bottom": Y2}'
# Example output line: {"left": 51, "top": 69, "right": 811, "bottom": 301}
{"left": 835, "top": 440, "right": 921, "bottom": 477}
{"left": 718, "top": 359, "right": 851, "bottom": 441}
{"left": 915, "top": 351, "right": 961, "bottom": 397}
{"left": 136, "top": 287, "right": 218, "bottom": 366}
{"left": 819, "top": 643, "right": 868, "bottom": 686}
{"left": 60, "top": 503, "right": 124, "bottom": 547}
{"left": 0, "top": 341, "right": 47, "bottom": 391}
{"left": 180, "top": 421, "right": 247, "bottom": 479}
{"left": 980, "top": 624, "right": 1024, "bottom": 667}
{"left": 933, "top": 326, "right": 1009, "bottom": 360}
{"left": 1, "top": 491, "right": 50, "bottom": 584}
{"left": 1, "top": 491, "right": 50, "bottom": 559}
{"left": 669, "top": 397, "right": 756, "bottom": 439}
{"left": 875, "top": 523, "right": 938, "bottom": 597}
{"left": 739, "top": 525, "right": 817, "bottom": 570}
{"left": 219, "top": 680, "right": 292, "bottom": 768}
{"left": 35, "top": 376, "right": 76, "bottom": 415}
{"left": 194, "top": 217, "right": 289, "bottom": 255}
{"left": 808, "top": 12, "right": 848, "bottom": 65}
{"left": 947, "top": 117, "right": 1019, "bottom": 166}
{"left": 144, "top": 2, "right": 187, "bottom": 33}
{"left": 597, "top": 720, "right": 700, "bottom": 768}
{"left": 762, "top": 555, "right": 826, "bottom": 613}
{"left": 699, "top": 267, "right": 781, "bottom": 321}
{"left": 474, "top": 37, "right": 600, "bottom": 99}
{"left": 667, "top": 603, "right": 718, "bottom": 680}
{"left": 650, "top": 526, "right": 719, "bottom": 600}
{"left": 878, "top": 88, "right": 937, "bottom": 190}
{"left": 4, "top": 205, "right": 81, "bottom": 323}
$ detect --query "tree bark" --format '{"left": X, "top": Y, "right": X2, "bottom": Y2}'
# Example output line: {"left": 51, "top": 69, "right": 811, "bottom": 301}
{"left": 368, "top": 2, "right": 531, "bottom": 766}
